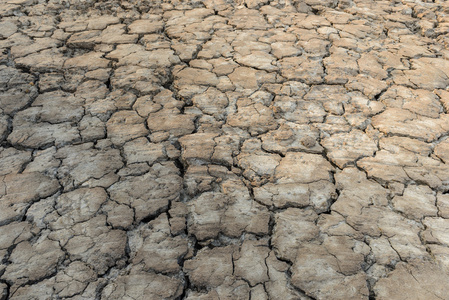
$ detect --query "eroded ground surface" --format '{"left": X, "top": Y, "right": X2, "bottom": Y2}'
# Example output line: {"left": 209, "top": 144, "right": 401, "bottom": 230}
{"left": 1, "top": 0, "right": 449, "bottom": 299}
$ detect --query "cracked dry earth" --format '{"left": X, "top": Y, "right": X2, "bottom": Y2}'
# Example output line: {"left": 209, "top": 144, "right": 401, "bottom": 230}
{"left": 2, "top": 0, "right": 449, "bottom": 299}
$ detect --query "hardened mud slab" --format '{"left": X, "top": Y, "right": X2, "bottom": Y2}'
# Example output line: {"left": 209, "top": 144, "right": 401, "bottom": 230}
{"left": 1, "top": 0, "right": 449, "bottom": 299}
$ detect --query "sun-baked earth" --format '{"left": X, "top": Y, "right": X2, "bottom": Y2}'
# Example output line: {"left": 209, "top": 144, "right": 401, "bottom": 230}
{"left": 1, "top": 0, "right": 449, "bottom": 299}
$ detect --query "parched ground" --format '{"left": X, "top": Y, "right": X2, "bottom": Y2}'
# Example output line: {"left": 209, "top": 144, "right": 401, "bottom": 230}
{"left": 1, "top": 0, "right": 449, "bottom": 299}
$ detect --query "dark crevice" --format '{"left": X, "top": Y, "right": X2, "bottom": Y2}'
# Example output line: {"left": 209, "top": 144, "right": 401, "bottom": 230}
{"left": 290, "top": 281, "right": 318, "bottom": 300}
{"left": 0, "top": 280, "right": 10, "bottom": 300}
{"left": 176, "top": 274, "right": 191, "bottom": 300}
{"left": 174, "top": 158, "right": 186, "bottom": 177}
{"left": 2, "top": 0, "right": 449, "bottom": 299}
{"left": 140, "top": 205, "right": 169, "bottom": 224}
{"left": 104, "top": 76, "right": 112, "bottom": 91}
{"left": 162, "top": 75, "right": 173, "bottom": 90}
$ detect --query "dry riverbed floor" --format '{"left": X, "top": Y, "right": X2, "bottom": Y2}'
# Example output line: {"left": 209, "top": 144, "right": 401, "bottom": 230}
{"left": 1, "top": 0, "right": 449, "bottom": 299}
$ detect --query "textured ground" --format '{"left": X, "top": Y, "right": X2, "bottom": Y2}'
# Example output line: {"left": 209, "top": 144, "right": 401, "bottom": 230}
{"left": 1, "top": 0, "right": 449, "bottom": 299}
